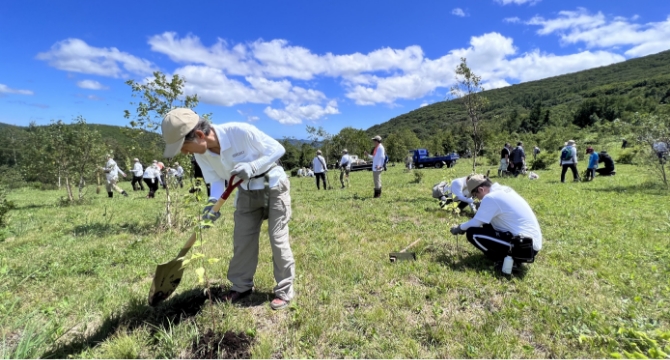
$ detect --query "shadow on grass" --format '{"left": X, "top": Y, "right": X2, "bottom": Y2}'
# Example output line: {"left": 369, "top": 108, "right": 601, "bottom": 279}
{"left": 41, "top": 286, "right": 273, "bottom": 359}
{"left": 586, "top": 181, "right": 669, "bottom": 195}
{"left": 71, "top": 222, "right": 157, "bottom": 237}
{"left": 13, "top": 203, "right": 52, "bottom": 210}
{"left": 433, "top": 248, "right": 529, "bottom": 280}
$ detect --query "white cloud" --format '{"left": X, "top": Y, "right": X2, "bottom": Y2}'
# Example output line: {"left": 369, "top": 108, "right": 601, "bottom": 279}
{"left": 36, "top": 38, "right": 156, "bottom": 78}
{"left": 526, "top": 9, "right": 670, "bottom": 57}
{"left": 264, "top": 100, "right": 339, "bottom": 125}
{"left": 87, "top": 94, "right": 103, "bottom": 101}
{"left": 0, "top": 84, "right": 33, "bottom": 95}
{"left": 76, "top": 79, "right": 108, "bottom": 90}
{"left": 419, "top": 102, "right": 429, "bottom": 107}
{"left": 237, "top": 110, "right": 260, "bottom": 122}
{"left": 452, "top": 8, "right": 466, "bottom": 17}
{"left": 504, "top": 17, "right": 520, "bottom": 23}
{"left": 496, "top": 0, "right": 540, "bottom": 5}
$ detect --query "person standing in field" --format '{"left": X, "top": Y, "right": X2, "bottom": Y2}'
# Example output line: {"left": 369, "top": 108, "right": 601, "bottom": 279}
{"left": 365, "top": 135, "right": 386, "bottom": 198}
{"left": 498, "top": 143, "right": 511, "bottom": 177}
{"left": 509, "top": 142, "right": 525, "bottom": 177}
{"left": 533, "top": 145, "right": 541, "bottom": 160}
{"left": 161, "top": 108, "right": 295, "bottom": 310}
{"left": 450, "top": 174, "right": 542, "bottom": 271}
{"left": 653, "top": 140, "right": 668, "bottom": 164}
{"left": 312, "top": 150, "right": 328, "bottom": 190}
{"left": 173, "top": 162, "right": 185, "bottom": 188}
{"left": 584, "top": 146, "right": 599, "bottom": 181}
{"left": 142, "top": 160, "right": 163, "bottom": 198}
{"left": 131, "top": 158, "right": 145, "bottom": 191}
{"left": 338, "top": 149, "right": 351, "bottom": 189}
{"left": 101, "top": 154, "right": 128, "bottom": 198}
{"left": 560, "top": 140, "right": 580, "bottom": 183}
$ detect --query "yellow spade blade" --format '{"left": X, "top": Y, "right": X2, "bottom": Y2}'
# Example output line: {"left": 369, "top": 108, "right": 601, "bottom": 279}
{"left": 148, "top": 258, "right": 186, "bottom": 307}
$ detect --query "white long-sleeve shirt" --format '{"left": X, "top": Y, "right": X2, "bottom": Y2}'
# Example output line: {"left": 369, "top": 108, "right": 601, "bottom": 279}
{"left": 194, "top": 122, "right": 286, "bottom": 200}
{"left": 175, "top": 166, "right": 184, "bottom": 177}
{"left": 143, "top": 165, "right": 163, "bottom": 184}
{"left": 103, "top": 159, "right": 125, "bottom": 181}
{"left": 371, "top": 144, "right": 386, "bottom": 171}
{"left": 449, "top": 176, "right": 474, "bottom": 204}
{"left": 339, "top": 154, "right": 351, "bottom": 170}
{"left": 132, "top": 162, "right": 144, "bottom": 177}
{"left": 459, "top": 183, "right": 542, "bottom": 251}
{"left": 312, "top": 155, "right": 327, "bottom": 173}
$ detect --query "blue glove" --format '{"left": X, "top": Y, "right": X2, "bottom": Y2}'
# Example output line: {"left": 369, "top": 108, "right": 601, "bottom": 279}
{"left": 201, "top": 199, "right": 221, "bottom": 226}
{"left": 450, "top": 225, "right": 465, "bottom": 235}
{"left": 230, "top": 162, "right": 255, "bottom": 180}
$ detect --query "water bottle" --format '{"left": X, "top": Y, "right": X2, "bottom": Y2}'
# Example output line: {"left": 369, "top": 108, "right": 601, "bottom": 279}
{"left": 502, "top": 256, "right": 514, "bottom": 275}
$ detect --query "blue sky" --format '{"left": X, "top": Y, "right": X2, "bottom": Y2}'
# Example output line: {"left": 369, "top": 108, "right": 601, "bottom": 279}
{"left": 2, "top": 0, "right": 670, "bottom": 139}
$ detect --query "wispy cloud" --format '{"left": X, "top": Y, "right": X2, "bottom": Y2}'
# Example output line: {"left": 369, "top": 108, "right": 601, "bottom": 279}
{"left": 495, "top": 0, "right": 541, "bottom": 5}
{"left": 8, "top": 100, "right": 49, "bottom": 108}
{"left": 77, "top": 79, "right": 108, "bottom": 90}
{"left": 0, "top": 84, "right": 34, "bottom": 95}
{"left": 37, "top": 38, "right": 156, "bottom": 78}
{"left": 504, "top": 17, "right": 521, "bottom": 23}
{"left": 526, "top": 9, "right": 670, "bottom": 56}
{"left": 451, "top": 8, "right": 466, "bottom": 17}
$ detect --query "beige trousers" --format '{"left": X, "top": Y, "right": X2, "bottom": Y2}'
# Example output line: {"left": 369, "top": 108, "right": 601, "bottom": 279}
{"left": 228, "top": 177, "right": 295, "bottom": 301}
{"left": 373, "top": 170, "right": 382, "bottom": 190}
{"left": 105, "top": 177, "right": 124, "bottom": 193}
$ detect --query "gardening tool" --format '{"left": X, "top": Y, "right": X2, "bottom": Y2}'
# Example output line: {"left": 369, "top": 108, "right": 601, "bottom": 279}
{"left": 389, "top": 238, "right": 422, "bottom": 262}
{"left": 148, "top": 175, "right": 243, "bottom": 307}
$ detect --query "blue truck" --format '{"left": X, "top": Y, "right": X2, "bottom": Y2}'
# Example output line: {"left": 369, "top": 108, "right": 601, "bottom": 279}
{"left": 409, "top": 149, "right": 459, "bottom": 169}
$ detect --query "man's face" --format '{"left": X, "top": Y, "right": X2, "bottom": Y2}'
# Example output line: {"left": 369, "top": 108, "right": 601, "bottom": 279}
{"left": 180, "top": 130, "right": 207, "bottom": 154}
{"left": 473, "top": 186, "right": 490, "bottom": 201}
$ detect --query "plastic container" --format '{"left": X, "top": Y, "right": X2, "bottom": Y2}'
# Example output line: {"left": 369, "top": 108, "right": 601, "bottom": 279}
{"left": 502, "top": 256, "right": 514, "bottom": 275}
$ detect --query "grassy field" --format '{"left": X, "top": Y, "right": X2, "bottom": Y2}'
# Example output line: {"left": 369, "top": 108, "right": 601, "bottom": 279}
{"left": 1, "top": 152, "right": 670, "bottom": 358}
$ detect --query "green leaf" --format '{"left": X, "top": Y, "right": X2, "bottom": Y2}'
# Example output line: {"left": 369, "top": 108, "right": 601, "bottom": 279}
{"left": 207, "top": 258, "right": 220, "bottom": 264}
{"left": 195, "top": 267, "right": 205, "bottom": 284}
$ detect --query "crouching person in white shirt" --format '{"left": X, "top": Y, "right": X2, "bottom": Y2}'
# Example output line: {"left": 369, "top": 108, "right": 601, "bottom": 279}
{"left": 433, "top": 176, "right": 477, "bottom": 213}
{"left": 162, "top": 108, "right": 295, "bottom": 310}
{"left": 450, "top": 175, "right": 542, "bottom": 271}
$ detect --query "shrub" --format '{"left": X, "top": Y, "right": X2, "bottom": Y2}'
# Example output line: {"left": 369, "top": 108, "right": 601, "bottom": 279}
{"left": 413, "top": 170, "right": 424, "bottom": 183}
{"left": 531, "top": 151, "right": 556, "bottom": 170}
{"left": 0, "top": 166, "right": 26, "bottom": 189}
{"left": 617, "top": 148, "right": 640, "bottom": 164}
{"left": 0, "top": 186, "right": 16, "bottom": 227}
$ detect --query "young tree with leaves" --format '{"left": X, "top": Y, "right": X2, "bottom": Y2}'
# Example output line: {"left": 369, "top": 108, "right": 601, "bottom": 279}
{"left": 124, "top": 71, "right": 201, "bottom": 228}
{"left": 451, "top": 57, "right": 489, "bottom": 173}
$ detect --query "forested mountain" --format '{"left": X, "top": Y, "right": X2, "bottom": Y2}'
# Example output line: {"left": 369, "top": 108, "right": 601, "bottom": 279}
{"left": 367, "top": 50, "right": 670, "bottom": 139}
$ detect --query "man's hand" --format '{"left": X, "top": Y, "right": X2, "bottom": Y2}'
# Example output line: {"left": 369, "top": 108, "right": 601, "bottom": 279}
{"left": 230, "top": 162, "right": 255, "bottom": 180}
{"left": 469, "top": 203, "right": 477, "bottom": 213}
{"left": 450, "top": 225, "right": 465, "bottom": 235}
{"left": 201, "top": 199, "right": 221, "bottom": 226}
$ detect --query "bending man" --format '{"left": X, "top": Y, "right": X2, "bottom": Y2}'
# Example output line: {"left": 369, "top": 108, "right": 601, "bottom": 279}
{"left": 450, "top": 175, "right": 542, "bottom": 270}
{"left": 162, "top": 108, "right": 295, "bottom": 310}
{"left": 432, "top": 176, "right": 477, "bottom": 213}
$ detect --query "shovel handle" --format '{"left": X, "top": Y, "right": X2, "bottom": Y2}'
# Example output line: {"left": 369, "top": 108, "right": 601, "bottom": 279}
{"left": 400, "top": 238, "right": 422, "bottom": 253}
{"left": 176, "top": 175, "right": 243, "bottom": 258}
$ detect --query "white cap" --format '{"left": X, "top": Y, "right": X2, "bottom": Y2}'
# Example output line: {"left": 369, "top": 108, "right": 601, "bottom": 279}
{"left": 161, "top": 108, "right": 200, "bottom": 158}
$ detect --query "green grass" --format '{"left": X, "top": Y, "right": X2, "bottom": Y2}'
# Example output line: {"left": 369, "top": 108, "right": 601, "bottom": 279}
{"left": 1, "top": 156, "right": 669, "bottom": 358}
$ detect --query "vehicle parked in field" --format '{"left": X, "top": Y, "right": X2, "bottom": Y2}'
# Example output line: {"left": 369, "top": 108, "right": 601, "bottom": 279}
{"left": 409, "top": 149, "right": 459, "bottom": 169}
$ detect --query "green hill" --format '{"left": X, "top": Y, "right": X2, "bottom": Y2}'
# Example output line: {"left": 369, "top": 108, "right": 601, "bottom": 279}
{"left": 367, "top": 50, "right": 670, "bottom": 139}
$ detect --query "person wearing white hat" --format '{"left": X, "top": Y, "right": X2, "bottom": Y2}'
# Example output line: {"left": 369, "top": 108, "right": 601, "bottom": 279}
{"left": 173, "top": 162, "right": 184, "bottom": 188}
{"left": 312, "top": 149, "right": 328, "bottom": 190}
{"left": 161, "top": 108, "right": 295, "bottom": 310}
{"left": 450, "top": 174, "right": 542, "bottom": 271}
{"left": 559, "top": 140, "right": 579, "bottom": 183}
{"left": 364, "top": 135, "right": 386, "bottom": 198}
{"left": 100, "top": 154, "right": 128, "bottom": 198}
{"left": 131, "top": 158, "right": 145, "bottom": 191}
{"left": 338, "top": 149, "right": 351, "bottom": 189}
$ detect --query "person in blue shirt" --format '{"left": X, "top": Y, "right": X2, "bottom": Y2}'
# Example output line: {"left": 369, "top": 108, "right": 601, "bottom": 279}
{"left": 584, "top": 146, "right": 599, "bottom": 181}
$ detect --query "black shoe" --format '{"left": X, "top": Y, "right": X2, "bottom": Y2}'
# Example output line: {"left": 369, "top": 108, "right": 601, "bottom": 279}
{"left": 108, "top": 192, "right": 113, "bottom": 198}
{"left": 220, "top": 289, "right": 253, "bottom": 303}
{"left": 122, "top": 191, "right": 129, "bottom": 197}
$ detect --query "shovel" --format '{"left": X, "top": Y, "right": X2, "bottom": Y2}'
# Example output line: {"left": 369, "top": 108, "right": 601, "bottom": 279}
{"left": 148, "top": 175, "right": 243, "bottom": 306}
{"left": 389, "top": 238, "right": 422, "bottom": 262}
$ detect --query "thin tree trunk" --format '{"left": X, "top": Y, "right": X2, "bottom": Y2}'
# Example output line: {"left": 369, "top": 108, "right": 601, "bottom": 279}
{"left": 165, "top": 180, "right": 173, "bottom": 228}
{"left": 65, "top": 177, "right": 74, "bottom": 202}
{"left": 78, "top": 174, "right": 85, "bottom": 200}
{"left": 661, "top": 163, "right": 668, "bottom": 188}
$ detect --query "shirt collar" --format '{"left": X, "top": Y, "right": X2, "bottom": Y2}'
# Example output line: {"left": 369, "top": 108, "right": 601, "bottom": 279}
{"left": 205, "top": 124, "right": 231, "bottom": 156}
